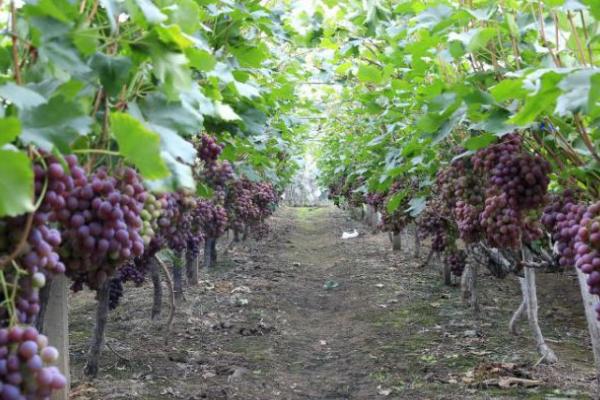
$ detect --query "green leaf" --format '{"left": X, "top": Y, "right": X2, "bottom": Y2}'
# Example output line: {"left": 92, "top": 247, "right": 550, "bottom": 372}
{"left": 20, "top": 96, "right": 93, "bottom": 151}
{"left": 467, "top": 27, "right": 497, "bottom": 52}
{"left": 464, "top": 133, "right": 497, "bottom": 150}
{"left": 555, "top": 69, "right": 597, "bottom": 116}
{"left": 509, "top": 72, "right": 562, "bottom": 125}
{"left": 186, "top": 48, "right": 216, "bottom": 72}
{"left": 196, "top": 182, "right": 214, "bottom": 199}
{"left": 490, "top": 79, "right": 526, "bottom": 102}
{"left": 357, "top": 64, "right": 383, "bottom": 84}
{"left": 230, "top": 43, "right": 269, "bottom": 68}
{"left": 110, "top": 113, "right": 169, "bottom": 179}
{"left": 155, "top": 24, "right": 194, "bottom": 49}
{"left": 0, "top": 118, "right": 21, "bottom": 146}
{"left": 386, "top": 190, "right": 406, "bottom": 213}
{"left": 215, "top": 102, "right": 241, "bottom": 121}
{"left": 90, "top": 53, "right": 132, "bottom": 97}
{"left": 0, "top": 84, "right": 47, "bottom": 109}
{"left": 133, "top": 0, "right": 166, "bottom": 23}
{"left": 0, "top": 149, "right": 34, "bottom": 217}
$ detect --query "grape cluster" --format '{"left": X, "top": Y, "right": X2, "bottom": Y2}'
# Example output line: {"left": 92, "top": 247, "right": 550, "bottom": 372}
{"left": 454, "top": 201, "right": 481, "bottom": 243}
{"left": 161, "top": 192, "right": 196, "bottom": 252}
{"left": 194, "top": 200, "right": 228, "bottom": 239}
{"left": 197, "top": 134, "right": 223, "bottom": 163}
{"left": 108, "top": 278, "right": 123, "bottom": 311}
{"left": 574, "top": 202, "right": 600, "bottom": 318}
{"left": 57, "top": 167, "right": 146, "bottom": 291}
{"left": 225, "top": 180, "right": 260, "bottom": 231}
{"left": 364, "top": 192, "right": 385, "bottom": 211}
{"left": 479, "top": 193, "right": 522, "bottom": 248}
{"left": 0, "top": 154, "right": 76, "bottom": 324}
{"left": 473, "top": 134, "right": 551, "bottom": 209}
{"left": 418, "top": 201, "right": 452, "bottom": 252}
{"left": 436, "top": 156, "right": 483, "bottom": 210}
{"left": 0, "top": 326, "right": 66, "bottom": 399}
{"left": 204, "top": 160, "right": 234, "bottom": 188}
{"left": 195, "top": 134, "right": 234, "bottom": 189}
{"left": 444, "top": 249, "right": 467, "bottom": 276}
{"left": 542, "top": 190, "right": 585, "bottom": 268}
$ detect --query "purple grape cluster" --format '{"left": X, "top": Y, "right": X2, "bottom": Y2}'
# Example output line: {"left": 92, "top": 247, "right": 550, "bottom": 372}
{"left": 225, "top": 180, "right": 260, "bottom": 231}
{"left": 194, "top": 199, "right": 228, "bottom": 239}
{"left": 418, "top": 201, "right": 453, "bottom": 252}
{"left": 573, "top": 202, "right": 600, "bottom": 318}
{"left": 204, "top": 160, "right": 234, "bottom": 188}
{"left": 197, "top": 134, "right": 223, "bottom": 163}
{"left": 479, "top": 193, "right": 522, "bottom": 248}
{"left": 364, "top": 192, "right": 385, "bottom": 211}
{"left": 473, "top": 134, "right": 551, "bottom": 209}
{"left": 57, "top": 167, "right": 146, "bottom": 291}
{"left": 436, "top": 155, "right": 484, "bottom": 210}
{"left": 542, "top": 190, "right": 585, "bottom": 268}
{"left": 0, "top": 326, "right": 66, "bottom": 399}
{"left": 454, "top": 201, "right": 481, "bottom": 243}
{"left": 108, "top": 278, "right": 123, "bottom": 311}
{"left": 444, "top": 249, "right": 467, "bottom": 276}
{"left": 0, "top": 154, "right": 78, "bottom": 324}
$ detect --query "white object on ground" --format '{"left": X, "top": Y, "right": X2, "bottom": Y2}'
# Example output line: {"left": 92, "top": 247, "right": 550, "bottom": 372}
{"left": 341, "top": 229, "right": 359, "bottom": 239}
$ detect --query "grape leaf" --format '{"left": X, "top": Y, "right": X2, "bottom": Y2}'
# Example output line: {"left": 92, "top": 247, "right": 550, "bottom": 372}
{"left": 20, "top": 96, "right": 93, "bottom": 151}
{"left": 0, "top": 84, "right": 47, "bottom": 109}
{"left": 110, "top": 113, "right": 169, "bottom": 180}
{"left": 0, "top": 149, "right": 34, "bottom": 217}
{"left": 0, "top": 118, "right": 21, "bottom": 146}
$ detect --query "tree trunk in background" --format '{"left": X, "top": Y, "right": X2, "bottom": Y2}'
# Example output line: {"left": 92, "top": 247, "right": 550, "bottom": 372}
{"left": 461, "top": 256, "right": 479, "bottom": 312}
{"left": 172, "top": 264, "right": 185, "bottom": 303}
{"left": 204, "top": 238, "right": 215, "bottom": 269}
{"left": 151, "top": 259, "right": 162, "bottom": 320}
{"left": 211, "top": 238, "right": 217, "bottom": 265}
{"left": 185, "top": 247, "right": 198, "bottom": 286}
{"left": 84, "top": 280, "right": 110, "bottom": 377}
{"left": 392, "top": 232, "right": 402, "bottom": 251}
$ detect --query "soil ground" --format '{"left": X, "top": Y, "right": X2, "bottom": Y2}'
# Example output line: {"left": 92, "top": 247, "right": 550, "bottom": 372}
{"left": 69, "top": 206, "right": 596, "bottom": 399}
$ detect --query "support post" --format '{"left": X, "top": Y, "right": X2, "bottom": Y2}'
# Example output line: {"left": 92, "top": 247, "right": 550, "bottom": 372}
{"left": 44, "top": 275, "right": 70, "bottom": 399}
{"left": 576, "top": 268, "right": 600, "bottom": 387}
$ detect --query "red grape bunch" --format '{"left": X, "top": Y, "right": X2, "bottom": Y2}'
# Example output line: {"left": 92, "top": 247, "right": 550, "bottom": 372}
{"left": 418, "top": 200, "right": 453, "bottom": 253}
{"left": 194, "top": 199, "right": 228, "bottom": 239}
{"left": 542, "top": 190, "right": 585, "bottom": 268}
{"left": 444, "top": 249, "right": 467, "bottom": 276}
{"left": 0, "top": 154, "right": 76, "bottom": 324}
{"left": 0, "top": 325, "right": 66, "bottom": 399}
{"left": 56, "top": 167, "right": 146, "bottom": 291}
{"left": 574, "top": 202, "right": 600, "bottom": 318}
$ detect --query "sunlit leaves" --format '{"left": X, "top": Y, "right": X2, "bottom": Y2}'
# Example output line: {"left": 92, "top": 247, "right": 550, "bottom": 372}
{"left": 110, "top": 113, "right": 169, "bottom": 180}
{"left": 357, "top": 64, "right": 383, "bottom": 84}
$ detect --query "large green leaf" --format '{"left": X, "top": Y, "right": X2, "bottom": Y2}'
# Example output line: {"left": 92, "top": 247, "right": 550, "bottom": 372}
{"left": 0, "top": 118, "right": 21, "bottom": 146}
{"left": 0, "top": 84, "right": 47, "bottom": 109}
{"left": 357, "top": 64, "right": 383, "bottom": 84}
{"left": 0, "top": 149, "right": 34, "bottom": 217}
{"left": 89, "top": 53, "right": 133, "bottom": 97}
{"left": 110, "top": 113, "right": 169, "bottom": 179}
{"left": 20, "top": 96, "right": 93, "bottom": 151}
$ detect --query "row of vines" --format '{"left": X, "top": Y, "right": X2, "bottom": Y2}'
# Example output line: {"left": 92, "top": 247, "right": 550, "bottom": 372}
{"left": 0, "top": 0, "right": 314, "bottom": 398}
{"left": 309, "top": 0, "right": 600, "bottom": 387}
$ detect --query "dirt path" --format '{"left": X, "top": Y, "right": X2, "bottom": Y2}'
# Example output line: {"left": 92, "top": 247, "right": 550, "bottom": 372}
{"left": 70, "top": 207, "right": 595, "bottom": 399}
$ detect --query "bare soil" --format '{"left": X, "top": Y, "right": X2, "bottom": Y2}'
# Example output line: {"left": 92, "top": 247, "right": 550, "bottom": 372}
{"left": 69, "top": 206, "right": 596, "bottom": 399}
